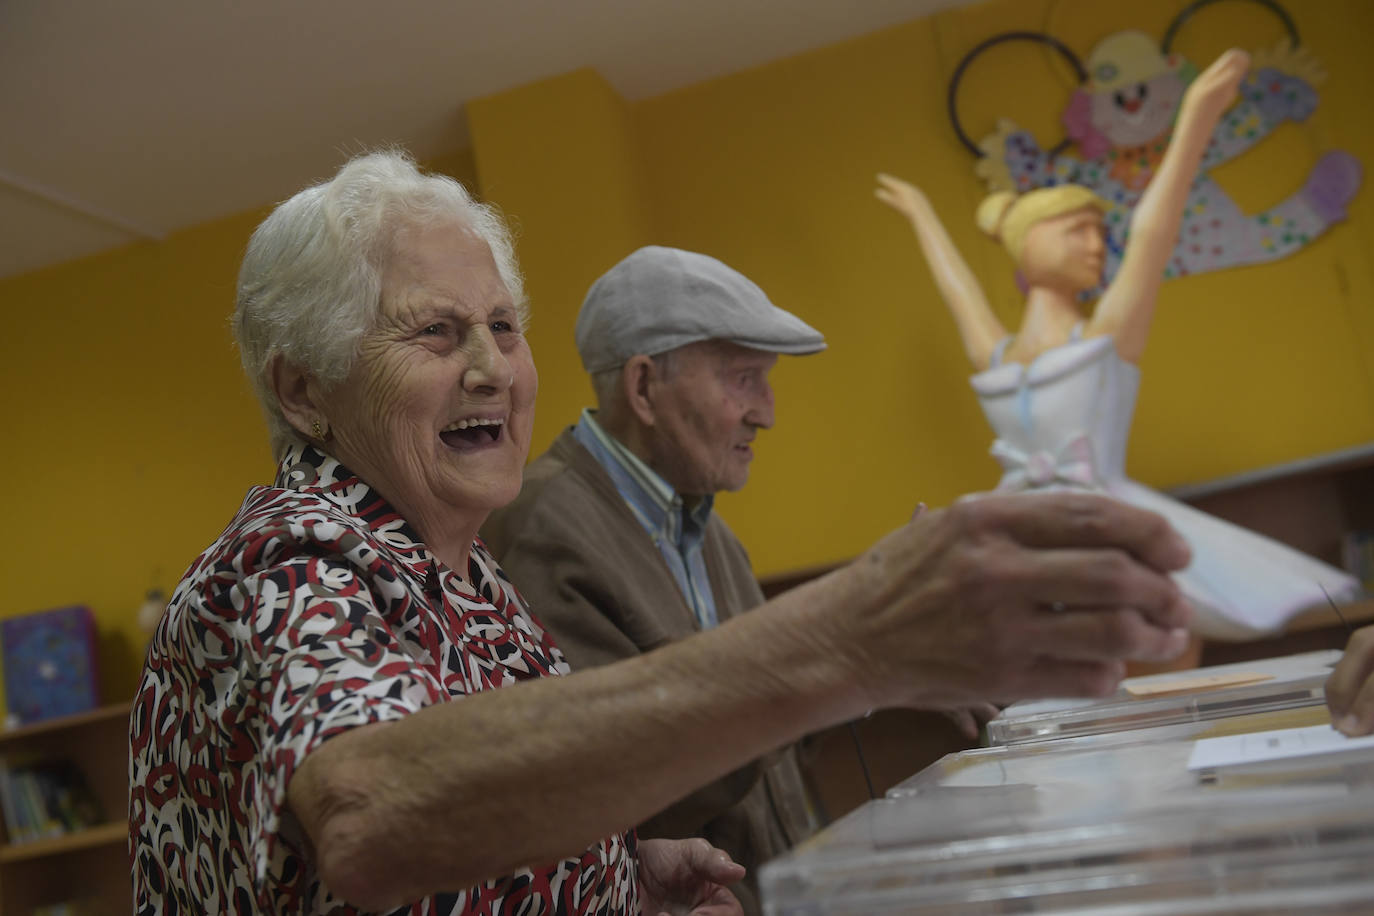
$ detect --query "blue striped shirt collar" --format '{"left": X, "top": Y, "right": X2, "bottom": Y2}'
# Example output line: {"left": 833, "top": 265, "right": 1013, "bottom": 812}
{"left": 572, "top": 409, "right": 714, "bottom": 548}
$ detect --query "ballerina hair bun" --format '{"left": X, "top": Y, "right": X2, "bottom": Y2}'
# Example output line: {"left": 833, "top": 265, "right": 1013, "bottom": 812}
{"left": 979, "top": 184, "right": 1111, "bottom": 264}
{"left": 975, "top": 191, "right": 1017, "bottom": 240}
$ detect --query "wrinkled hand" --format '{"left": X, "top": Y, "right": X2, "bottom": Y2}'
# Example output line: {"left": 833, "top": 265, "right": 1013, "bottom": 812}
{"left": 637, "top": 838, "right": 745, "bottom": 916}
{"left": 875, "top": 173, "right": 930, "bottom": 221}
{"left": 1327, "top": 626, "right": 1374, "bottom": 736}
{"left": 834, "top": 491, "right": 1194, "bottom": 710}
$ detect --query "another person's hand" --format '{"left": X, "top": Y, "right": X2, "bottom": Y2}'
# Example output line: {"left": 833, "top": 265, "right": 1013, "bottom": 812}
{"left": 637, "top": 838, "right": 745, "bottom": 916}
{"left": 1327, "top": 625, "right": 1374, "bottom": 736}
{"left": 832, "top": 491, "right": 1194, "bottom": 711}
{"left": 935, "top": 702, "right": 1002, "bottom": 741}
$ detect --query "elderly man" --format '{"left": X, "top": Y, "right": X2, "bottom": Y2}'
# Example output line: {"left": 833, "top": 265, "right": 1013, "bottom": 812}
{"left": 479, "top": 246, "right": 852, "bottom": 910}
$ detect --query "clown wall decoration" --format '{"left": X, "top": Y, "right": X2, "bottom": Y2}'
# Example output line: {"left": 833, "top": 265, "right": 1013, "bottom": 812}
{"left": 969, "top": 27, "right": 1361, "bottom": 296}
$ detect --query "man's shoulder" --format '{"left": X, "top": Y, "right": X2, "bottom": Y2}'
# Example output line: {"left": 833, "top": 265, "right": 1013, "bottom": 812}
{"left": 517, "top": 432, "right": 583, "bottom": 491}
{"left": 704, "top": 510, "right": 749, "bottom": 554}
{"left": 484, "top": 430, "right": 622, "bottom": 551}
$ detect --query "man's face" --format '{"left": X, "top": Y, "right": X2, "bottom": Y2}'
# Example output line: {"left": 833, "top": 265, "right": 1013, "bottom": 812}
{"left": 646, "top": 340, "right": 778, "bottom": 497}
{"left": 1091, "top": 70, "right": 1187, "bottom": 148}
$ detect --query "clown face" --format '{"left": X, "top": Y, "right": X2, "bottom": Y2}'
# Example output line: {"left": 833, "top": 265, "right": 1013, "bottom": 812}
{"left": 1090, "top": 68, "right": 1187, "bottom": 148}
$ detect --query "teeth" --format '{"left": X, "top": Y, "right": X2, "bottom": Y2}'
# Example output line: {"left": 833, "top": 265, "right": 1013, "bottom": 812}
{"left": 442, "top": 417, "right": 506, "bottom": 432}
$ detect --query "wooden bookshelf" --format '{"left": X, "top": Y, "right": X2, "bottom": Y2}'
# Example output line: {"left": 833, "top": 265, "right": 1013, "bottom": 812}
{"left": 0, "top": 821, "right": 125, "bottom": 864}
{"left": 0, "top": 702, "right": 131, "bottom": 915}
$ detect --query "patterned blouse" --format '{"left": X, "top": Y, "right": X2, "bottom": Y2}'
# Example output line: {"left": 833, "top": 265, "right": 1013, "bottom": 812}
{"left": 129, "top": 445, "right": 638, "bottom": 915}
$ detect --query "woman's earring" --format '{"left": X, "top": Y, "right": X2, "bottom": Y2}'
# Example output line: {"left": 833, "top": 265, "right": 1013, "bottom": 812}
{"left": 312, "top": 418, "right": 326, "bottom": 440}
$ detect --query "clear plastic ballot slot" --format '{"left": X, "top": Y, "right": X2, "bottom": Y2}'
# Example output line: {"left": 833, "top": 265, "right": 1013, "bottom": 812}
{"left": 985, "top": 650, "right": 1338, "bottom": 746}
{"left": 760, "top": 721, "right": 1374, "bottom": 915}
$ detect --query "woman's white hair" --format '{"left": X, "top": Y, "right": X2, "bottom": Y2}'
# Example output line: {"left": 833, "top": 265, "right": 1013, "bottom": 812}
{"left": 233, "top": 149, "right": 525, "bottom": 458}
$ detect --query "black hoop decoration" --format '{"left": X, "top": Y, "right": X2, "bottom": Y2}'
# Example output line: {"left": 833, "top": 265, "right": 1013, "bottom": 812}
{"left": 1162, "top": 0, "right": 1300, "bottom": 54}
{"left": 947, "top": 31, "right": 1088, "bottom": 159}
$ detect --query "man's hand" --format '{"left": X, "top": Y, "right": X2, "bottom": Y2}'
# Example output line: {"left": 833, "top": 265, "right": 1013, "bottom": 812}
{"left": 833, "top": 490, "right": 1194, "bottom": 710}
{"left": 637, "top": 838, "right": 745, "bottom": 916}
{"left": 1328, "top": 626, "right": 1374, "bottom": 736}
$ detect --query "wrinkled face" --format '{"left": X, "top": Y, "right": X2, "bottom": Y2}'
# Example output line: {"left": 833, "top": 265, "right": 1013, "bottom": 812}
{"left": 1090, "top": 70, "right": 1186, "bottom": 147}
{"left": 1021, "top": 206, "right": 1106, "bottom": 296}
{"left": 647, "top": 340, "right": 778, "bottom": 497}
{"left": 314, "top": 219, "right": 537, "bottom": 537}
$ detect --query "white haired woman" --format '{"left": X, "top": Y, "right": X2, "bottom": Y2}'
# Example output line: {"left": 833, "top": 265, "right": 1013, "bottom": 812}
{"left": 130, "top": 150, "right": 1198, "bottom": 915}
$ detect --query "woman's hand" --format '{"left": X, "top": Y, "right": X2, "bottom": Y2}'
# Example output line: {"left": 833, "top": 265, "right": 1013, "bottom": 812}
{"left": 637, "top": 838, "right": 745, "bottom": 916}
{"left": 875, "top": 173, "right": 930, "bottom": 222}
{"left": 1328, "top": 625, "right": 1374, "bottom": 736}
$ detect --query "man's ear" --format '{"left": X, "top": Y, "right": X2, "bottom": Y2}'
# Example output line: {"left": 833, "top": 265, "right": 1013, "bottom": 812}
{"left": 621, "top": 355, "right": 658, "bottom": 427}
{"left": 269, "top": 355, "right": 324, "bottom": 439}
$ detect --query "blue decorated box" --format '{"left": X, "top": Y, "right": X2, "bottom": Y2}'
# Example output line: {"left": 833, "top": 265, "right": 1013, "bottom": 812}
{"left": 2, "top": 606, "right": 100, "bottom": 725}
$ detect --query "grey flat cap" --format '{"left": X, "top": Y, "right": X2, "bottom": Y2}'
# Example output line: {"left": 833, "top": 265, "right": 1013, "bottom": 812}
{"left": 575, "top": 246, "right": 826, "bottom": 373}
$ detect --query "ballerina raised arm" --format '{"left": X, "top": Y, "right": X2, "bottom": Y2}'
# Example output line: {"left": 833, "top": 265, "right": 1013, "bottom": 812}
{"left": 1087, "top": 49, "right": 1250, "bottom": 363}
{"left": 876, "top": 174, "right": 1007, "bottom": 370}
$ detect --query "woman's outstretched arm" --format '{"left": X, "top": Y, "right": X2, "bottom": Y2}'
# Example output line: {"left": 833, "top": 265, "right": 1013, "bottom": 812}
{"left": 877, "top": 173, "right": 1006, "bottom": 371}
{"left": 1090, "top": 49, "right": 1250, "bottom": 363}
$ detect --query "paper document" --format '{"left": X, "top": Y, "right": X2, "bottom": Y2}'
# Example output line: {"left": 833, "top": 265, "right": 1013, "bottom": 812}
{"left": 1125, "top": 671, "right": 1273, "bottom": 697}
{"left": 1187, "top": 723, "right": 1374, "bottom": 771}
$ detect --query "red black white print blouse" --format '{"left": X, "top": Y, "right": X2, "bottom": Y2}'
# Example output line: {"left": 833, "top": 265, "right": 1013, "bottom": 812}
{"left": 129, "top": 445, "right": 638, "bottom": 915}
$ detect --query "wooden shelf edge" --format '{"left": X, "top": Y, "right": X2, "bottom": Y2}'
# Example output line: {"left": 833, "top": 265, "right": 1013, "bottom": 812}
{"left": 1167, "top": 441, "right": 1374, "bottom": 501}
{"left": 0, "top": 820, "right": 125, "bottom": 863}
{"left": 0, "top": 702, "right": 132, "bottom": 745}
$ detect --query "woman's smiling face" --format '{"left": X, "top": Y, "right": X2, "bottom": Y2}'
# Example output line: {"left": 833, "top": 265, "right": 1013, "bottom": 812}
{"left": 314, "top": 218, "right": 537, "bottom": 540}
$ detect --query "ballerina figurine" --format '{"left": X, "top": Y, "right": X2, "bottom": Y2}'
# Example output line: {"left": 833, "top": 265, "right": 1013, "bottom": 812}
{"left": 876, "top": 48, "right": 1359, "bottom": 639}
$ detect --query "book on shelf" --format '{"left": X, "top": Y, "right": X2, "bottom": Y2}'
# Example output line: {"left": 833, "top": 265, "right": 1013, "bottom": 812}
{"left": 0, "top": 755, "right": 104, "bottom": 845}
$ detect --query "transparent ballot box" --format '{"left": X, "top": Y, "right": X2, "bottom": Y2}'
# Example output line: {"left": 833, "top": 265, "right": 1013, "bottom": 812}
{"left": 761, "top": 722, "right": 1374, "bottom": 915}
{"left": 985, "top": 650, "right": 1340, "bottom": 746}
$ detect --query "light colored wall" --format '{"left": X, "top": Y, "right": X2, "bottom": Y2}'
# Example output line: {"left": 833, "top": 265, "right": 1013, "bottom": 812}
{"left": 3, "top": 0, "right": 1372, "bottom": 706}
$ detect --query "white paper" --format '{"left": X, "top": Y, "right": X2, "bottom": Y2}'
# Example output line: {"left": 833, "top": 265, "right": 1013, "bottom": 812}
{"left": 1187, "top": 723, "right": 1374, "bottom": 771}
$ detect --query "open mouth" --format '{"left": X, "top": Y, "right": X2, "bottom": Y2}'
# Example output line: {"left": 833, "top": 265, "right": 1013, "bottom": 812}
{"left": 440, "top": 417, "right": 505, "bottom": 448}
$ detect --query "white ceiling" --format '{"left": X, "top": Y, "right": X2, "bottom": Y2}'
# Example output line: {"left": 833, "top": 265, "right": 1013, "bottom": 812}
{"left": 0, "top": 0, "right": 978, "bottom": 280}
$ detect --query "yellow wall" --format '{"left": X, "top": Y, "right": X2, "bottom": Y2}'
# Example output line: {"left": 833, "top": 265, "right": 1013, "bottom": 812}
{"left": 0, "top": 152, "right": 477, "bottom": 710}
{"left": 467, "top": 69, "right": 654, "bottom": 430}
{"left": 3, "top": 0, "right": 1373, "bottom": 707}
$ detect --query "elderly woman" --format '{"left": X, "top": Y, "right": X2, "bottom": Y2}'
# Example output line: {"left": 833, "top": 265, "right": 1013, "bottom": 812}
{"left": 130, "top": 150, "right": 1196, "bottom": 915}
